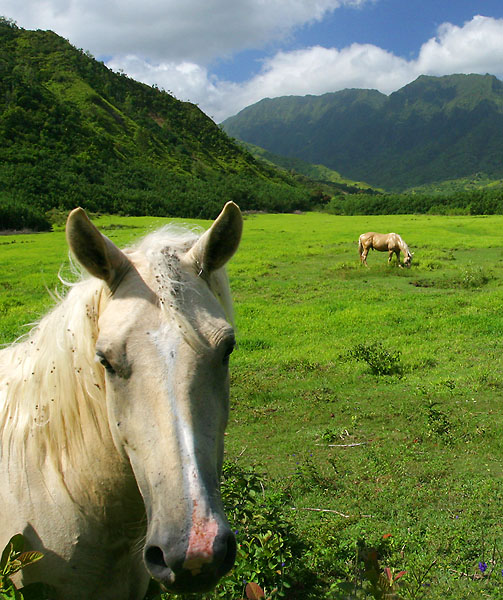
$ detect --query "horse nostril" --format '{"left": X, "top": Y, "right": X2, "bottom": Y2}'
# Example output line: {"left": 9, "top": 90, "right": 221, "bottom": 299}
{"left": 218, "top": 529, "right": 237, "bottom": 576}
{"left": 144, "top": 544, "right": 179, "bottom": 586}
{"left": 144, "top": 528, "right": 236, "bottom": 591}
{"left": 145, "top": 545, "right": 166, "bottom": 568}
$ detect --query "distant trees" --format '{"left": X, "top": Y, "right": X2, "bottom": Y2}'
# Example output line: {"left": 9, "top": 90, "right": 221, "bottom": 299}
{"left": 0, "top": 194, "right": 51, "bottom": 231}
{"left": 0, "top": 166, "right": 314, "bottom": 230}
{"left": 326, "top": 189, "right": 503, "bottom": 216}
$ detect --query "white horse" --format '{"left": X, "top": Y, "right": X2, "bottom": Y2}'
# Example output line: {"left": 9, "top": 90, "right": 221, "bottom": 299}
{"left": 358, "top": 232, "right": 413, "bottom": 267}
{"left": 0, "top": 202, "right": 242, "bottom": 599}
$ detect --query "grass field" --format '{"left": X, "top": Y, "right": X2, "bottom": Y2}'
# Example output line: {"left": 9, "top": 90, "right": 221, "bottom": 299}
{"left": 2, "top": 212, "right": 503, "bottom": 599}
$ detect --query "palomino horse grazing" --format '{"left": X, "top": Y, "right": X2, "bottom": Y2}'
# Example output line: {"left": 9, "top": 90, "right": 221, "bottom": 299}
{"left": 358, "top": 232, "right": 413, "bottom": 267}
{"left": 0, "top": 202, "right": 243, "bottom": 600}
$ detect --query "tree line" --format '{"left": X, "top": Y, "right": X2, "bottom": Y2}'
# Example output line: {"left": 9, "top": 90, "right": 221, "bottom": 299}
{"left": 326, "top": 188, "right": 503, "bottom": 216}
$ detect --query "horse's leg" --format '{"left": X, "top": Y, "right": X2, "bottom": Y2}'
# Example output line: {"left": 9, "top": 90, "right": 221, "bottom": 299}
{"left": 359, "top": 241, "right": 367, "bottom": 265}
{"left": 362, "top": 247, "right": 369, "bottom": 266}
{"left": 388, "top": 250, "right": 393, "bottom": 264}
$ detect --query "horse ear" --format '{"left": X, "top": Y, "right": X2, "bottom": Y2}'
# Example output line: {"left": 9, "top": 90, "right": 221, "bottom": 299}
{"left": 66, "top": 208, "right": 131, "bottom": 287}
{"left": 186, "top": 202, "right": 243, "bottom": 274}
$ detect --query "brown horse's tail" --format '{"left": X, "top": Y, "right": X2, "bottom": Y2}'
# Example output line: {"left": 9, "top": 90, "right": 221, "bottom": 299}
{"left": 358, "top": 237, "right": 363, "bottom": 257}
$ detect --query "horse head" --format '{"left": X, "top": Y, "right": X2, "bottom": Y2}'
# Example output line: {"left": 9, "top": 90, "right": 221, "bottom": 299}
{"left": 66, "top": 203, "right": 242, "bottom": 593}
{"left": 404, "top": 251, "right": 413, "bottom": 267}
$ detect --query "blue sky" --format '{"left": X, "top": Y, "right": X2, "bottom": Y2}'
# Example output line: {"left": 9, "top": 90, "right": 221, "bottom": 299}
{"left": 296, "top": 0, "right": 503, "bottom": 59}
{"left": 212, "top": 0, "right": 503, "bottom": 83}
{"left": 4, "top": 0, "right": 503, "bottom": 121}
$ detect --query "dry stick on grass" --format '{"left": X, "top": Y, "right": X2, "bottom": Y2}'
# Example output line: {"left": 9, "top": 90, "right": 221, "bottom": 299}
{"left": 291, "top": 507, "right": 373, "bottom": 518}
{"left": 328, "top": 442, "right": 368, "bottom": 448}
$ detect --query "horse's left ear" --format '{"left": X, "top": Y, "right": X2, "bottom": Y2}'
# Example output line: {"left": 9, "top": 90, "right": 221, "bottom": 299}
{"left": 186, "top": 202, "right": 243, "bottom": 274}
{"left": 66, "top": 207, "right": 132, "bottom": 287}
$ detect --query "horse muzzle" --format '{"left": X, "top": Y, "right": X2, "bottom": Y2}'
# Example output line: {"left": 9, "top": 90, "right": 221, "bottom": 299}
{"left": 144, "top": 524, "right": 236, "bottom": 593}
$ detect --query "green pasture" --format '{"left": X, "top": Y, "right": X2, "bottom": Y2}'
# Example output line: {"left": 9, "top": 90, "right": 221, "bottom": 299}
{"left": 2, "top": 212, "right": 503, "bottom": 599}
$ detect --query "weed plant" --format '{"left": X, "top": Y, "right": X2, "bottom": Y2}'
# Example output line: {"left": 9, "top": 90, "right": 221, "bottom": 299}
{"left": 0, "top": 535, "right": 47, "bottom": 600}
{"left": 347, "top": 342, "right": 403, "bottom": 376}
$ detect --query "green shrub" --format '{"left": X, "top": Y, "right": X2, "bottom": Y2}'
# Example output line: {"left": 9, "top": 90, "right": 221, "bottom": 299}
{"left": 459, "top": 265, "right": 492, "bottom": 288}
{"left": 0, "top": 197, "right": 51, "bottom": 231}
{"left": 348, "top": 342, "right": 403, "bottom": 376}
{"left": 214, "top": 462, "right": 295, "bottom": 599}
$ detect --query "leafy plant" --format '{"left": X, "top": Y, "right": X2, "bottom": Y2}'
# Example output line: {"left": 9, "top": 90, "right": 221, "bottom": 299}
{"left": 459, "top": 265, "right": 492, "bottom": 288}
{"left": 215, "top": 462, "right": 294, "bottom": 599}
{"left": 330, "top": 535, "right": 407, "bottom": 600}
{"left": 245, "top": 581, "right": 266, "bottom": 599}
{"left": 348, "top": 342, "right": 403, "bottom": 376}
{"left": 0, "top": 535, "right": 43, "bottom": 600}
{"left": 320, "top": 426, "right": 350, "bottom": 443}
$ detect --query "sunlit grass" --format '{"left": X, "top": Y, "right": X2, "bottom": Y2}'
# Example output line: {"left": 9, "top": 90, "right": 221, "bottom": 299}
{"left": 2, "top": 212, "right": 503, "bottom": 598}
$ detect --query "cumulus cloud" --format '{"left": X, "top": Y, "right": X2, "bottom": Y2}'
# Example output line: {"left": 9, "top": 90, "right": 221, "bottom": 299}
{"left": 106, "top": 15, "right": 503, "bottom": 121}
{"left": 4, "top": 3, "right": 503, "bottom": 122}
{"left": 416, "top": 15, "right": 503, "bottom": 76}
{"left": 3, "top": 0, "right": 372, "bottom": 63}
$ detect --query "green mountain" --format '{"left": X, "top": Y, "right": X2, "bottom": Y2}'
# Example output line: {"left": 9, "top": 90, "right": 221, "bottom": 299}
{"left": 222, "top": 74, "right": 503, "bottom": 191}
{"left": 0, "top": 18, "right": 314, "bottom": 229}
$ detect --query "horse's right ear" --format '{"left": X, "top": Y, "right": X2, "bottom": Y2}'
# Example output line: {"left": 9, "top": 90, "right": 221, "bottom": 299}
{"left": 66, "top": 208, "right": 131, "bottom": 288}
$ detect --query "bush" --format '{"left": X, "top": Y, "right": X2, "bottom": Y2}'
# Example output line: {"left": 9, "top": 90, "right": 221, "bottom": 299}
{"left": 459, "top": 265, "right": 492, "bottom": 288}
{"left": 0, "top": 196, "right": 52, "bottom": 231}
{"left": 211, "top": 462, "right": 296, "bottom": 599}
{"left": 325, "top": 189, "right": 503, "bottom": 216}
{"left": 348, "top": 342, "right": 403, "bottom": 376}
{"left": 166, "top": 462, "right": 304, "bottom": 600}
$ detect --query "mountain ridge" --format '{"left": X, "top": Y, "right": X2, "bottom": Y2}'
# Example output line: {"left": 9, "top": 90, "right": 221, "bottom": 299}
{"left": 222, "top": 74, "right": 503, "bottom": 191}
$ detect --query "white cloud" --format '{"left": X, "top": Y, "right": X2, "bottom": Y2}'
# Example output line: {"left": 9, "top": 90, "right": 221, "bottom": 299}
{"left": 105, "top": 15, "right": 503, "bottom": 122}
{"left": 3, "top": 0, "right": 373, "bottom": 63}
{"left": 416, "top": 15, "right": 503, "bottom": 76}
{"left": 4, "top": 3, "right": 503, "bottom": 122}
{"left": 240, "top": 44, "right": 411, "bottom": 98}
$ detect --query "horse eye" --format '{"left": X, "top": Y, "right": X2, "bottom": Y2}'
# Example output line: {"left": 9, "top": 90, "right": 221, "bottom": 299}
{"left": 96, "top": 352, "right": 115, "bottom": 374}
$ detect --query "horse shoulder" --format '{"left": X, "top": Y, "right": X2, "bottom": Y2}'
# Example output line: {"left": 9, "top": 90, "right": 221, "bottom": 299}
{"left": 388, "top": 233, "right": 399, "bottom": 247}
{"left": 359, "top": 232, "right": 374, "bottom": 245}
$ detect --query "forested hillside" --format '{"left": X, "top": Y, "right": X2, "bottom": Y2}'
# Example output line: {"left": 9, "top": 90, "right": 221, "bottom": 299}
{"left": 239, "top": 141, "right": 379, "bottom": 194}
{"left": 0, "top": 18, "right": 315, "bottom": 230}
{"left": 222, "top": 74, "right": 503, "bottom": 191}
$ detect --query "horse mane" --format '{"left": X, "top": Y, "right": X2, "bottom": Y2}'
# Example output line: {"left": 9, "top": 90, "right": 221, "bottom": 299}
{"left": 396, "top": 234, "right": 411, "bottom": 256}
{"left": 0, "top": 224, "right": 234, "bottom": 468}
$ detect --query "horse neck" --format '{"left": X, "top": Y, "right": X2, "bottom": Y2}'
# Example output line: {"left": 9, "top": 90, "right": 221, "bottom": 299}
{"left": 398, "top": 237, "right": 409, "bottom": 255}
